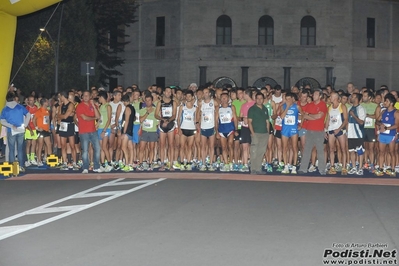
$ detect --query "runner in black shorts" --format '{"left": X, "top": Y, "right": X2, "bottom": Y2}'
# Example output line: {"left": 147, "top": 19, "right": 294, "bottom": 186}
{"left": 57, "top": 91, "right": 78, "bottom": 170}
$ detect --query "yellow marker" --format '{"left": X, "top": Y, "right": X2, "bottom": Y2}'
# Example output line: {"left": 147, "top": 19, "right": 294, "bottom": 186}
{"left": 46, "top": 154, "right": 59, "bottom": 167}
{"left": 0, "top": 162, "right": 14, "bottom": 177}
{"left": 12, "top": 162, "right": 20, "bottom": 176}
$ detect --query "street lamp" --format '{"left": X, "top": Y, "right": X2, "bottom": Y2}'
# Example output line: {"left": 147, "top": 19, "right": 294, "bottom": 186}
{"left": 39, "top": 2, "right": 63, "bottom": 93}
{"left": 40, "top": 28, "right": 58, "bottom": 93}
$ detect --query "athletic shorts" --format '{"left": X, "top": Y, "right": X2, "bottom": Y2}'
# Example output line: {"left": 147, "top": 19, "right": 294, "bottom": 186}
{"left": 97, "top": 128, "right": 111, "bottom": 140}
{"left": 274, "top": 129, "right": 282, "bottom": 139}
{"left": 240, "top": 127, "right": 251, "bottom": 144}
{"left": 133, "top": 124, "right": 140, "bottom": 144}
{"left": 201, "top": 128, "right": 215, "bottom": 138}
{"left": 219, "top": 131, "right": 234, "bottom": 138}
{"left": 37, "top": 130, "right": 51, "bottom": 138}
{"left": 282, "top": 127, "right": 298, "bottom": 138}
{"left": 328, "top": 129, "right": 344, "bottom": 138}
{"left": 234, "top": 129, "right": 241, "bottom": 141}
{"left": 123, "top": 133, "right": 133, "bottom": 142}
{"left": 140, "top": 131, "right": 158, "bottom": 142}
{"left": 181, "top": 129, "right": 196, "bottom": 137}
{"left": 348, "top": 138, "right": 364, "bottom": 152}
{"left": 363, "top": 128, "right": 376, "bottom": 142}
{"left": 298, "top": 128, "right": 307, "bottom": 137}
{"left": 268, "top": 122, "right": 274, "bottom": 135}
{"left": 159, "top": 120, "right": 176, "bottom": 133}
{"left": 25, "top": 129, "right": 38, "bottom": 140}
{"left": 58, "top": 122, "right": 75, "bottom": 138}
{"left": 379, "top": 134, "right": 395, "bottom": 145}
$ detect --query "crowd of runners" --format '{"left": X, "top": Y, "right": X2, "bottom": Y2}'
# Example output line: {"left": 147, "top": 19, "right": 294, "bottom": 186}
{"left": 1, "top": 82, "right": 398, "bottom": 177}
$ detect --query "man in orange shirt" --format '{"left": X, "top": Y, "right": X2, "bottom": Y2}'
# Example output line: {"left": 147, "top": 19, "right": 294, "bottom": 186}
{"left": 33, "top": 98, "right": 52, "bottom": 167}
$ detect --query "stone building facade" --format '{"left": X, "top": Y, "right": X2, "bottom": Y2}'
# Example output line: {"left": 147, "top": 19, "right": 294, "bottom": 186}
{"left": 116, "top": 0, "right": 399, "bottom": 91}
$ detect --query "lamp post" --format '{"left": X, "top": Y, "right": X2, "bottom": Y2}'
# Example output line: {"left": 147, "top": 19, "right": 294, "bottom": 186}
{"left": 40, "top": 28, "right": 58, "bottom": 93}
{"left": 39, "top": 2, "right": 63, "bottom": 93}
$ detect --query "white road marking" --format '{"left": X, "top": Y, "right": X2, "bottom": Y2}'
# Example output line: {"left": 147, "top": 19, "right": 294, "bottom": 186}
{"left": 0, "top": 178, "right": 165, "bottom": 241}
{"left": 9, "top": 0, "right": 21, "bottom": 4}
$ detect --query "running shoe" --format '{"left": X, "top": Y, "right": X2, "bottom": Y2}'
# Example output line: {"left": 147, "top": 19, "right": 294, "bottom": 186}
{"left": 30, "top": 159, "right": 38, "bottom": 166}
{"left": 341, "top": 168, "right": 348, "bottom": 175}
{"left": 199, "top": 165, "right": 207, "bottom": 171}
{"left": 105, "top": 164, "right": 113, "bottom": 172}
{"left": 291, "top": 166, "right": 297, "bottom": 174}
{"left": 348, "top": 167, "right": 357, "bottom": 175}
{"left": 374, "top": 168, "right": 384, "bottom": 176}
{"left": 82, "top": 169, "right": 89, "bottom": 174}
{"left": 281, "top": 165, "right": 290, "bottom": 174}
{"left": 266, "top": 164, "right": 273, "bottom": 173}
{"left": 240, "top": 164, "right": 249, "bottom": 172}
{"left": 208, "top": 164, "right": 216, "bottom": 171}
{"left": 308, "top": 165, "right": 317, "bottom": 173}
{"left": 356, "top": 169, "right": 364, "bottom": 175}
{"left": 186, "top": 164, "right": 192, "bottom": 171}
{"left": 328, "top": 166, "right": 337, "bottom": 175}
{"left": 136, "top": 163, "right": 144, "bottom": 171}
{"left": 122, "top": 165, "right": 131, "bottom": 172}
{"left": 276, "top": 164, "right": 284, "bottom": 172}
{"left": 72, "top": 163, "right": 80, "bottom": 171}
{"left": 173, "top": 161, "right": 181, "bottom": 170}
{"left": 37, "top": 161, "right": 44, "bottom": 167}
{"left": 385, "top": 168, "right": 396, "bottom": 177}
{"left": 93, "top": 168, "right": 103, "bottom": 173}
{"left": 60, "top": 163, "right": 69, "bottom": 171}
{"left": 25, "top": 161, "right": 31, "bottom": 168}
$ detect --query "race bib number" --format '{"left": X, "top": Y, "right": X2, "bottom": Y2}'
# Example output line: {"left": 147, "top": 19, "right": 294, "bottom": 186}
{"left": 43, "top": 116, "right": 49, "bottom": 125}
{"left": 365, "top": 117, "right": 373, "bottom": 127}
{"left": 330, "top": 115, "right": 338, "bottom": 125}
{"left": 220, "top": 113, "right": 232, "bottom": 124}
{"left": 383, "top": 123, "right": 391, "bottom": 134}
{"left": 275, "top": 117, "right": 282, "bottom": 126}
{"left": 60, "top": 122, "right": 68, "bottom": 132}
{"left": 143, "top": 119, "right": 153, "bottom": 129}
{"left": 162, "top": 106, "right": 172, "bottom": 118}
{"left": 284, "top": 115, "right": 295, "bottom": 125}
{"left": 203, "top": 112, "right": 213, "bottom": 123}
{"left": 184, "top": 111, "right": 193, "bottom": 121}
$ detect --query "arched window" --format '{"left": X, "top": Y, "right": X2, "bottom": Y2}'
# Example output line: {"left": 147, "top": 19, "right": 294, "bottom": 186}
{"left": 300, "top": 16, "right": 316, "bottom": 45}
{"left": 216, "top": 15, "right": 232, "bottom": 45}
{"left": 258, "top": 15, "right": 274, "bottom": 45}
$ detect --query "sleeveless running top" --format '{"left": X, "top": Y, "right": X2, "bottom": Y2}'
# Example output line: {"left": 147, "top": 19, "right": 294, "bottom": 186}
{"left": 380, "top": 109, "right": 396, "bottom": 136}
{"left": 180, "top": 104, "right": 196, "bottom": 130}
{"left": 218, "top": 105, "right": 235, "bottom": 133}
{"left": 201, "top": 99, "right": 215, "bottom": 130}
{"left": 160, "top": 99, "right": 174, "bottom": 119}
{"left": 328, "top": 103, "right": 344, "bottom": 131}
{"left": 282, "top": 103, "right": 299, "bottom": 129}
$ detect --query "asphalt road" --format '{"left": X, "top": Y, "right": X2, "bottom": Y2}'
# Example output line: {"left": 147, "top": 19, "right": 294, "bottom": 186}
{"left": 0, "top": 178, "right": 398, "bottom": 266}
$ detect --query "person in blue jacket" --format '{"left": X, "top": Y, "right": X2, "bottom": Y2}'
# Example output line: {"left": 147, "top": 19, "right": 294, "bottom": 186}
{"left": 0, "top": 91, "right": 31, "bottom": 172}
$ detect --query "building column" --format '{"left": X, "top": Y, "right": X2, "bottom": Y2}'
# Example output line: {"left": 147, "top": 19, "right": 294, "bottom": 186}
{"left": 199, "top": 66, "right": 207, "bottom": 86}
{"left": 325, "top": 67, "right": 334, "bottom": 87}
{"left": 241, "top": 66, "right": 249, "bottom": 88}
{"left": 283, "top": 67, "right": 291, "bottom": 89}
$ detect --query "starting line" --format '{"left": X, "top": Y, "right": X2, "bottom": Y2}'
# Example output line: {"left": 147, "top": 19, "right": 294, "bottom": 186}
{"left": 0, "top": 178, "right": 165, "bottom": 241}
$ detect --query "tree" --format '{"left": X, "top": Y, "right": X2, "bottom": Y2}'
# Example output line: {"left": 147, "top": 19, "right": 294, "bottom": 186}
{"left": 12, "top": 0, "right": 97, "bottom": 96}
{"left": 87, "top": 0, "right": 138, "bottom": 86}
